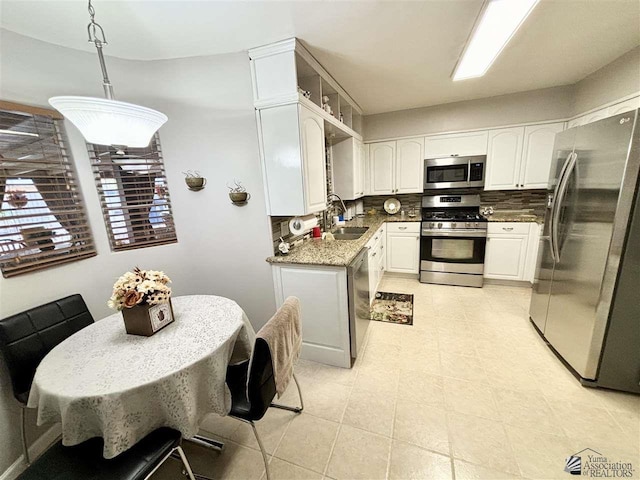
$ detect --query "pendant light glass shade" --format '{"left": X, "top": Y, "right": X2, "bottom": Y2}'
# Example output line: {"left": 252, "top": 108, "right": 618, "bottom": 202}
{"left": 49, "top": 96, "right": 168, "bottom": 148}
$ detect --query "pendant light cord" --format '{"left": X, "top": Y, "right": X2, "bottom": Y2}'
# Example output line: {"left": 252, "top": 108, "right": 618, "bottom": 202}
{"left": 86, "top": 0, "right": 115, "bottom": 100}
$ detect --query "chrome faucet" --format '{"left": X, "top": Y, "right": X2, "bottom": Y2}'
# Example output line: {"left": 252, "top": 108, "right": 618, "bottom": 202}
{"left": 326, "top": 193, "right": 347, "bottom": 229}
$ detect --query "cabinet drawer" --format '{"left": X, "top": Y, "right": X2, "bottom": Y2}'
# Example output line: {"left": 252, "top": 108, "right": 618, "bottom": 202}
{"left": 386, "top": 222, "right": 420, "bottom": 234}
{"left": 487, "top": 223, "right": 530, "bottom": 235}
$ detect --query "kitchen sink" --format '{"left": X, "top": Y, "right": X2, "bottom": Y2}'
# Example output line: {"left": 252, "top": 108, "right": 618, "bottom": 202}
{"left": 332, "top": 227, "right": 369, "bottom": 240}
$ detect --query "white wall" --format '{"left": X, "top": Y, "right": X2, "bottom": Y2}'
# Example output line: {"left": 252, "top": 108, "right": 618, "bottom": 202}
{"left": 572, "top": 46, "right": 640, "bottom": 116}
{"left": 363, "top": 85, "right": 574, "bottom": 141}
{"left": 363, "top": 46, "right": 640, "bottom": 142}
{"left": 0, "top": 30, "right": 276, "bottom": 474}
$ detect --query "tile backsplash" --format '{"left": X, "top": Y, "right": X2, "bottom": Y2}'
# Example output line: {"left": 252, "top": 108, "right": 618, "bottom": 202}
{"left": 364, "top": 189, "right": 547, "bottom": 216}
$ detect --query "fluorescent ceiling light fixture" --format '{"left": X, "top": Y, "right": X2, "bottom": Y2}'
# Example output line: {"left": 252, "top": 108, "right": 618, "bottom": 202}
{"left": 453, "top": 0, "right": 540, "bottom": 81}
{"left": 0, "top": 129, "right": 39, "bottom": 137}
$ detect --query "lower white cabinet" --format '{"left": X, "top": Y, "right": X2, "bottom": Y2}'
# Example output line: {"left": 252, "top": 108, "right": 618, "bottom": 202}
{"left": 386, "top": 222, "right": 420, "bottom": 274}
{"left": 484, "top": 222, "right": 539, "bottom": 282}
{"left": 272, "top": 264, "right": 351, "bottom": 368}
{"left": 367, "top": 224, "right": 386, "bottom": 300}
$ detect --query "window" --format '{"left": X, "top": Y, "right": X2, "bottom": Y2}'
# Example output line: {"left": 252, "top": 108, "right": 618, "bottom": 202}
{"left": 88, "top": 134, "right": 177, "bottom": 251}
{"left": 0, "top": 101, "right": 96, "bottom": 277}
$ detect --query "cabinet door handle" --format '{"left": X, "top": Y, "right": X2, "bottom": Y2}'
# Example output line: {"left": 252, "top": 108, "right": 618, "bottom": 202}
{"left": 398, "top": 226, "right": 407, "bottom": 230}
{"left": 502, "top": 227, "right": 514, "bottom": 231}
{"left": 372, "top": 252, "right": 377, "bottom": 257}
{"left": 374, "top": 236, "right": 379, "bottom": 241}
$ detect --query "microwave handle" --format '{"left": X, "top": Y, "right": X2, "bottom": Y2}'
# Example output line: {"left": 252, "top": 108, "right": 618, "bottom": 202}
{"left": 467, "top": 160, "right": 471, "bottom": 185}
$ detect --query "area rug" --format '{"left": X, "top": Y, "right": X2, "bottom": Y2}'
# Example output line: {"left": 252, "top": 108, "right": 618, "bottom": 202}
{"left": 370, "top": 292, "right": 414, "bottom": 325}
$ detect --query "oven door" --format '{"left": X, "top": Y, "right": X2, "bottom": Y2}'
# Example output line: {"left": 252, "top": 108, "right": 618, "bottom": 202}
{"left": 420, "top": 231, "right": 486, "bottom": 274}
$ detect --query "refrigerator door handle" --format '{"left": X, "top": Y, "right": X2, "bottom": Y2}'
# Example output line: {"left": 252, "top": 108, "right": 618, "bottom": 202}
{"left": 548, "top": 152, "right": 573, "bottom": 261}
{"left": 551, "top": 152, "right": 578, "bottom": 263}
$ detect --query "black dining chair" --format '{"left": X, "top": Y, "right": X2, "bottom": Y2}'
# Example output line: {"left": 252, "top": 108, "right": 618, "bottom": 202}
{"left": 0, "top": 294, "right": 94, "bottom": 465}
{"left": 16, "top": 427, "right": 198, "bottom": 480}
{"left": 225, "top": 300, "right": 305, "bottom": 480}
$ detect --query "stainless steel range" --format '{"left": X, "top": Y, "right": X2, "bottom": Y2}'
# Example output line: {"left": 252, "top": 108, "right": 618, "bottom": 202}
{"left": 420, "top": 194, "right": 487, "bottom": 287}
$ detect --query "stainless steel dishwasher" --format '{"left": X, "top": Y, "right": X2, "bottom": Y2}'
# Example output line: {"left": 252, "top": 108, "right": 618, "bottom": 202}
{"left": 347, "top": 247, "right": 370, "bottom": 360}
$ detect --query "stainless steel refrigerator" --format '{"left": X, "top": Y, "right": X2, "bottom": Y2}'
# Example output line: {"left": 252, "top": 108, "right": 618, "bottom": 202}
{"left": 529, "top": 109, "right": 640, "bottom": 393}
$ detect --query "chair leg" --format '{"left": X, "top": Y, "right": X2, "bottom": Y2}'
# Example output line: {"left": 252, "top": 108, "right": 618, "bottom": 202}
{"left": 185, "top": 434, "right": 225, "bottom": 452}
{"left": 250, "top": 421, "right": 271, "bottom": 480}
{"left": 20, "top": 405, "right": 30, "bottom": 465}
{"left": 270, "top": 373, "right": 304, "bottom": 414}
{"left": 175, "top": 446, "right": 198, "bottom": 480}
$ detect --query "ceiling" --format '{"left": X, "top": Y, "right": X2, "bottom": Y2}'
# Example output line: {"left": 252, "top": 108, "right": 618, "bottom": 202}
{"left": 2, "top": 0, "right": 639, "bottom": 114}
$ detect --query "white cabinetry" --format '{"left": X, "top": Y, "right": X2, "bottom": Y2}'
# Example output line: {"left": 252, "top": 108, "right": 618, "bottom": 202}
{"left": 484, "top": 222, "right": 538, "bottom": 282}
{"left": 485, "top": 127, "right": 525, "bottom": 191}
{"left": 259, "top": 104, "right": 327, "bottom": 215}
{"left": 395, "top": 139, "right": 424, "bottom": 193}
{"left": 333, "top": 138, "right": 366, "bottom": 200}
{"left": 369, "top": 140, "right": 423, "bottom": 195}
{"left": 386, "top": 222, "right": 420, "bottom": 274}
{"left": 567, "top": 96, "right": 639, "bottom": 129}
{"left": 369, "top": 142, "right": 395, "bottom": 194}
{"left": 424, "top": 131, "right": 488, "bottom": 158}
{"left": 272, "top": 264, "right": 351, "bottom": 368}
{"left": 485, "top": 123, "right": 564, "bottom": 191}
{"left": 520, "top": 123, "right": 565, "bottom": 189}
{"left": 366, "top": 224, "right": 386, "bottom": 299}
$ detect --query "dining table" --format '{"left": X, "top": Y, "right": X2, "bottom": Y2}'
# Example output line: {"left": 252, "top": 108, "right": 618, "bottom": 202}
{"left": 27, "top": 294, "right": 255, "bottom": 459}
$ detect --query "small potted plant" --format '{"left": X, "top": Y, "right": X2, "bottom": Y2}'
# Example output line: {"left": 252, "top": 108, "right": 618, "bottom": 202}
{"left": 108, "top": 267, "right": 174, "bottom": 336}
{"left": 227, "top": 180, "right": 250, "bottom": 205}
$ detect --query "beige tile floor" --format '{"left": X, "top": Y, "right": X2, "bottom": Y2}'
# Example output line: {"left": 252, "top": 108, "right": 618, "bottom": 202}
{"left": 155, "top": 275, "right": 640, "bottom": 480}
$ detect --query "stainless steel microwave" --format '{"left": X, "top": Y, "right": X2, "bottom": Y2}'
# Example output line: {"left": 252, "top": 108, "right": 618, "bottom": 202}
{"left": 424, "top": 155, "right": 486, "bottom": 189}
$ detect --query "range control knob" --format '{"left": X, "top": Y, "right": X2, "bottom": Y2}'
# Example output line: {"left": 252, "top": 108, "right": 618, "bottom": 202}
{"left": 429, "top": 222, "right": 435, "bottom": 229}
{"left": 465, "top": 222, "right": 470, "bottom": 227}
{"left": 437, "top": 222, "right": 443, "bottom": 229}
{"left": 475, "top": 222, "right": 479, "bottom": 227}
{"left": 452, "top": 222, "right": 457, "bottom": 228}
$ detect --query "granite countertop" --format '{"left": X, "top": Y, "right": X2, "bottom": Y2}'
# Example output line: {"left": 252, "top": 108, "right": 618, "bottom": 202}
{"left": 267, "top": 213, "right": 420, "bottom": 267}
{"left": 485, "top": 211, "right": 544, "bottom": 224}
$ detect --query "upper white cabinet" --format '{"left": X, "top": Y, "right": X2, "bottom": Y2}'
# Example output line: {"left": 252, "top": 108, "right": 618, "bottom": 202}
{"left": 300, "top": 105, "right": 329, "bottom": 212}
{"left": 566, "top": 96, "right": 639, "bottom": 130}
{"left": 369, "top": 142, "right": 396, "bottom": 194}
{"left": 369, "top": 139, "right": 423, "bottom": 195}
{"left": 424, "top": 131, "right": 488, "bottom": 158}
{"left": 608, "top": 97, "right": 640, "bottom": 116}
{"left": 250, "top": 38, "right": 365, "bottom": 216}
{"left": 519, "top": 123, "right": 565, "bottom": 189}
{"left": 485, "top": 127, "right": 525, "bottom": 191}
{"left": 485, "top": 123, "right": 564, "bottom": 191}
{"left": 259, "top": 103, "right": 327, "bottom": 215}
{"left": 333, "top": 138, "right": 365, "bottom": 200}
{"left": 396, "top": 138, "right": 424, "bottom": 193}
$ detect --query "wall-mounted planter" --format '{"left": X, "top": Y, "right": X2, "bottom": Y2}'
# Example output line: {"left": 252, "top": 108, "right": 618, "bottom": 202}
{"left": 229, "top": 192, "right": 250, "bottom": 206}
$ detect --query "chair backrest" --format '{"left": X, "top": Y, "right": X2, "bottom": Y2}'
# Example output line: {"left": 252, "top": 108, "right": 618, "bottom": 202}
{"left": 245, "top": 337, "right": 277, "bottom": 421}
{"left": 0, "top": 294, "right": 94, "bottom": 403}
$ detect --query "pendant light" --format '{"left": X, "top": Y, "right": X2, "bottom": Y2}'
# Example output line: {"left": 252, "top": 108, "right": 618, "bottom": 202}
{"left": 49, "top": 1, "right": 167, "bottom": 148}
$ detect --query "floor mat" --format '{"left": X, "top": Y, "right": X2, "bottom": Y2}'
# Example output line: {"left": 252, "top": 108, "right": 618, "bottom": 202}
{"left": 370, "top": 291, "right": 414, "bottom": 325}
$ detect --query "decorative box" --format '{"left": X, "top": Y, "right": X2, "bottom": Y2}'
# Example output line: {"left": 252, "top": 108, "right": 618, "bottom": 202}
{"left": 122, "top": 299, "right": 175, "bottom": 336}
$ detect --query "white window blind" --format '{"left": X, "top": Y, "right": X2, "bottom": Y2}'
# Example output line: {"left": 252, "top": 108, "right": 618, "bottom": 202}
{"left": 0, "top": 101, "right": 97, "bottom": 278}
{"left": 88, "top": 133, "right": 177, "bottom": 251}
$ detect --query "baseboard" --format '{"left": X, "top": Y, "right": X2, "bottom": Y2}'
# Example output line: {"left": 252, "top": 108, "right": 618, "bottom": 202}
{"left": 0, "top": 424, "right": 61, "bottom": 480}
{"left": 483, "top": 278, "right": 532, "bottom": 288}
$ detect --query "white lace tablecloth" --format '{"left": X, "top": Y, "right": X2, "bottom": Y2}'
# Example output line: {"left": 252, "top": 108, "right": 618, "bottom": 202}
{"left": 27, "top": 295, "right": 255, "bottom": 458}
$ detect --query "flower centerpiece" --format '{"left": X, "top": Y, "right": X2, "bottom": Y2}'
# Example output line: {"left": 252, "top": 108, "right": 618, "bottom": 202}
{"left": 109, "top": 267, "right": 175, "bottom": 336}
